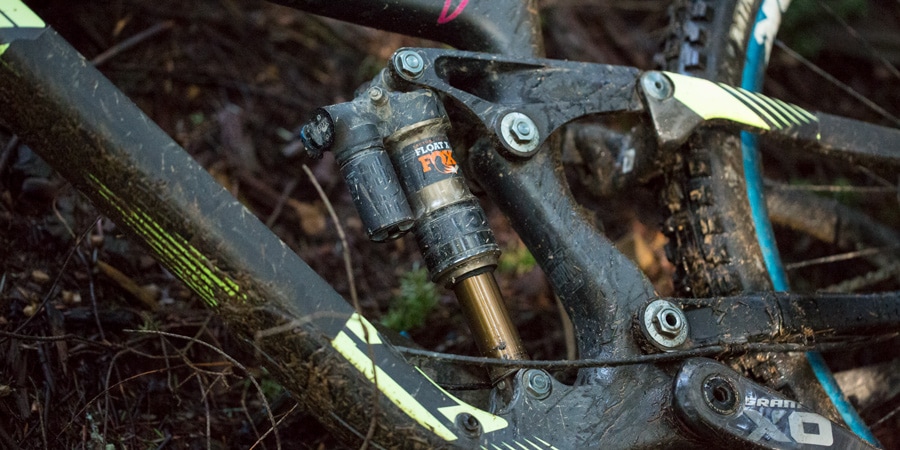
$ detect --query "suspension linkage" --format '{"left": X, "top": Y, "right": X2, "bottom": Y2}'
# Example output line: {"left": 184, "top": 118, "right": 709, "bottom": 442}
{"left": 636, "top": 291, "right": 900, "bottom": 352}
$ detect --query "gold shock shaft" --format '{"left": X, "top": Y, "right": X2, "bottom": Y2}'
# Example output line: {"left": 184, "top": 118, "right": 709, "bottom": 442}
{"left": 453, "top": 272, "right": 528, "bottom": 362}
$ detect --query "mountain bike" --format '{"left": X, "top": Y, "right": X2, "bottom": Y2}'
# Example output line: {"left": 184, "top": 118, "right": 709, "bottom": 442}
{"left": 1, "top": 0, "right": 899, "bottom": 448}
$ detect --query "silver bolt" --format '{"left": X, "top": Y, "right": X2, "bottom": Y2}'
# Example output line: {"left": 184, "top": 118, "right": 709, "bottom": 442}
{"left": 500, "top": 112, "right": 540, "bottom": 155}
{"left": 511, "top": 117, "right": 536, "bottom": 143}
{"left": 641, "top": 71, "right": 673, "bottom": 100}
{"left": 368, "top": 87, "right": 385, "bottom": 104}
{"left": 396, "top": 50, "right": 425, "bottom": 78}
{"left": 655, "top": 307, "right": 684, "bottom": 338}
{"left": 524, "top": 369, "right": 552, "bottom": 399}
{"left": 642, "top": 299, "right": 688, "bottom": 349}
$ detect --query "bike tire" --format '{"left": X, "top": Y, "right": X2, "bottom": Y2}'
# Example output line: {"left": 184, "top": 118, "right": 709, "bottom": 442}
{"left": 659, "top": 0, "right": 899, "bottom": 441}
{"left": 658, "top": 0, "right": 772, "bottom": 298}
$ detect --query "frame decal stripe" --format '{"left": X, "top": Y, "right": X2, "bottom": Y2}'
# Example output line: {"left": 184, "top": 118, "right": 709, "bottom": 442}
{"left": 0, "top": 0, "right": 47, "bottom": 57}
{"left": 330, "top": 313, "right": 513, "bottom": 442}
{"left": 666, "top": 72, "right": 770, "bottom": 130}
{"left": 763, "top": 94, "right": 805, "bottom": 124}
{"left": 87, "top": 174, "right": 245, "bottom": 307}
{"left": 0, "top": 0, "right": 44, "bottom": 28}
{"left": 719, "top": 83, "right": 783, "bottom": 128}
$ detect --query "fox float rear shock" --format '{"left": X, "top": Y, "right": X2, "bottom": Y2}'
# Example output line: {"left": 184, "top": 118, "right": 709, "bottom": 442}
{"left": 300, "top": 78, "right": 527, "bottom": 365}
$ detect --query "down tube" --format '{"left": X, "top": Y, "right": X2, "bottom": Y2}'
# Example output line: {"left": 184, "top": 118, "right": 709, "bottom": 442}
{"left": 0, "top": 21, "right": 476, "bottom": 449}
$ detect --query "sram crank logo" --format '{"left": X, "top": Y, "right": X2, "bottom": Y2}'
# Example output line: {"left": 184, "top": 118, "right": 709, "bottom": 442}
{"left": 414, "top": 140, "right": 458, "bottom": 174}
{"left": 743, "top": 396, "right": 834, "bottom": 446}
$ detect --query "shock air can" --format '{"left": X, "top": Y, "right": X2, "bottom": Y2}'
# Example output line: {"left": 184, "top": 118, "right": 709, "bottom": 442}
{"left": 303, "top": 106, "right": 415, "bottom": 243}
{"left": 383, "top": 91, "right": 499, "bottom": 287}
{"left": 334, "top": 123, "right": 415, "bottom": 242}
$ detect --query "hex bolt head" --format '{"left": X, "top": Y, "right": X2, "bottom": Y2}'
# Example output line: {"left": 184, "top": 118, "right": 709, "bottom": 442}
{"left": 642, "top": 299, "right": 688, "bottom": 349}
{"left": 395, "top": 50, "right": 425, "bottom": 78}
{"left": 655, "top": 307, "right": 684, "bottom": 338}
{"left": 511, "top": 117, "right": 536, "bottom": 143}
{"left": 641, "top": 71, "right": 673, "bottom": 100}
{"left": 499, "top": 112, "right": 540, "bottom": 155}
{"left": 702, "top": 375, "right": 740, "bottom": 415}
{"left": 524, "top": 369, "right": 552, "bottom": 400}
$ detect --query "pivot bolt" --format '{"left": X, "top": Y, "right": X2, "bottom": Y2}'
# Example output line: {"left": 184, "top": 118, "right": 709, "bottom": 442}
{"left": 702, "top": 375, "right": 740, "bottom": 415}
{"left": 456, "top": 413, "right": 482, "bottom": 437}
{"left": 395, "top": 50, "right": 425, "bottom": 78}
{"left": 499, "top": 112, "right": 540, "bottom": 155}
{"left": 524, "top": 369, "right": 552, "bottom": 400}
{"left": 642, "top": 299, "right": 688, "bottom": 349}
{"left": 655, "top": 306, "right": 685, "bottom": 338}
{"left": 641, "top": 71, "right": 673, "bottom": 100}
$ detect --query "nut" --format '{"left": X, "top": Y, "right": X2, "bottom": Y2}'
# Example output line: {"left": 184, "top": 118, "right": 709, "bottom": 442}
{"left": 642, "top": 299, "right": 688, "bottom": 349}
{"left": 395, "top": 50, "right": 425, "bottom": 78}
{"left": 655, "top": 307, "right": 684, "bottom": 337}
{"left": 524, "top": 369, "right": 552, "bottom": 399}
{"left": 510, "top": 117, "right": 536, "bottom": 143}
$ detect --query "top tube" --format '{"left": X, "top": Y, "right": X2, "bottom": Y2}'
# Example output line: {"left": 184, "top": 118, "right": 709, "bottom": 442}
{"left": 267, "top": 0, "right": 543, "bottom": 57}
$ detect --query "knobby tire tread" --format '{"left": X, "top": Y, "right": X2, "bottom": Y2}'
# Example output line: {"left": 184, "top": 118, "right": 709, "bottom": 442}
{"left": 659, "top": 0, "right": 770, "bottom": 298}
{"left": 658, "top": 0, "right": 844, "bottom": 422}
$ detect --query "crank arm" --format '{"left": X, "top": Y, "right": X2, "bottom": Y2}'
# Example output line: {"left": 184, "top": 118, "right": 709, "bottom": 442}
{"left": 674, "top": 358, "right": 877, "bottom": 449}
{"left": 636, "top": 292, "right": 900, "bottom": 352}
{"left": 640, "top": 71, "right": 900, "bottom": 167}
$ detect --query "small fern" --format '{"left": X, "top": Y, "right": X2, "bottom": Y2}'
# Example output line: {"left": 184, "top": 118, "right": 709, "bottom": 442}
{"left": 381, "top": 267, "right": 439, "bottom": 332}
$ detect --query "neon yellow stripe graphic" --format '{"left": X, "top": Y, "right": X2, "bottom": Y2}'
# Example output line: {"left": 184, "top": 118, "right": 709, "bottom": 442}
{"left": 761, "top": 94, "right": 805, "bottom": 124}
{"left": 87, "top": 174, "right": 245, "bottom": 307}
{"left": 0, "top": 0, "right": 44, "bottom": 28}
{"left": 331, "top": 315, "right": 458, "bottom": 440}
{"left": 719, "top": 84, "right": 783, "bottom": 128}
{"left": 330, "top": 313, "right": 511, "bottom": 442}
{"left": 666, "top": 72, "right": 770, "bottom": 130}
{"left": 665, "top": 71, "right": 818, "bottom": 132}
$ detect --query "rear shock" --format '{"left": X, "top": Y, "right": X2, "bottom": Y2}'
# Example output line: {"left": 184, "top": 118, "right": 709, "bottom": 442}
{"left": 300, "top": 81, "right": 527, "bottom": 367}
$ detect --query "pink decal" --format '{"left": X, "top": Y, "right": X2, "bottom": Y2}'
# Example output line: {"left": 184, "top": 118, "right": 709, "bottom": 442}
{"left": 437, "top": 0, "right": 468, "bottom": 24}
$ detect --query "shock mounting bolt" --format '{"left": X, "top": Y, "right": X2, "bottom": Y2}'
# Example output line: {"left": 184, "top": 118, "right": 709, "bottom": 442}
{"left": 524, "top": 369, "right": 552, "bottom": 400}
{"left": 500, "top": 112, "right": 540, "bottom": 155}
{"left": 641, "top": 71, "right": 673, "bottom": 101}
{"left": 396, "top": 50, "right": 425, "bottom": 78}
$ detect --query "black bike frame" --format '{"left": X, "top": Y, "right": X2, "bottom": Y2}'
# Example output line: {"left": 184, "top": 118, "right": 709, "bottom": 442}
{"left": 1, "top": 1, "right": 896, "bottom": 448}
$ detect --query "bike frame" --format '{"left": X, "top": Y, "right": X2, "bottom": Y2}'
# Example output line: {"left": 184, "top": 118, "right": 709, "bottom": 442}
{"left": 1, "top": 0, "right": 897, "bottom": 448}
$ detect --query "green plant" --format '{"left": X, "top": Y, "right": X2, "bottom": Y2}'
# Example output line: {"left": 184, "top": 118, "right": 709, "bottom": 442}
{"left": 498, "top": 244, "right": 537, "bottom": 276}
{"left": 381, "top": 267, "right": 440, "bottom": 332}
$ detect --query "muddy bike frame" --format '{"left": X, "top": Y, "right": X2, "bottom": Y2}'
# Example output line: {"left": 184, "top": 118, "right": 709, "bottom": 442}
{"left": 1, "top": 0, "right": 900, "bottom": 448}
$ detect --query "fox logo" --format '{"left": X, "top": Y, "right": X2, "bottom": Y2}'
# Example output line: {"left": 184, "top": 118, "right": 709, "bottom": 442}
{"left": 418, "top": 150, "right": 458, "bottom": 174}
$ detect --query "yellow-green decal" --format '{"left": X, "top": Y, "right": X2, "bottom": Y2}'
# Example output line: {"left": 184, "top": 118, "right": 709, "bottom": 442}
{"left": 331, "top": 313, "right": 509, "bottom": 442}
{"left": 87, "top": 174, "right": 245, "bottom": 308}
{"left": 665, "top": 71, "right": 817, "bottom": 131}
{"left": 1, "top": 0, "right": 47, "bottom": 56}
{"left": 0, "top": 0, "right": 45, "bottom": 29}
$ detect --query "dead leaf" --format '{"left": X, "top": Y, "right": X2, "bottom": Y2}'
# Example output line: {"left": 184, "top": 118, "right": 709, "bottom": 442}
{"left": 291, "top": 200, "right": 326, "bottom": 236}
{"left": 31, "top": 270, "right": 50, "bottom": 284}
